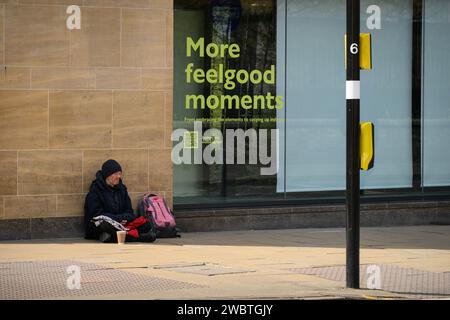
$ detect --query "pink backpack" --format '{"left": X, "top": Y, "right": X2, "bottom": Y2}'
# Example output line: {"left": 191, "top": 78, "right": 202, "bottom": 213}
{"left": 138, "top": 193, "right": 179, "bottom": 238}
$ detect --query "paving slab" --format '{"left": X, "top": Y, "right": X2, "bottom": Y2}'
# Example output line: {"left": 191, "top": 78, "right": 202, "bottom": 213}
{"left": 0, "top": 226, "right": 449, "bottom": 300}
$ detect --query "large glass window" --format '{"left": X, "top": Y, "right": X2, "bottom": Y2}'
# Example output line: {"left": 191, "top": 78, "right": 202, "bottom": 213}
{"left": 174, "top": 0, "right": 281, "bottom": 205}
{"left": 173, "top": 0, "right": 450, "bottom": 208}
{"left": 278, "top": 0, "right": 413, "bottom": 193}
{"left": 359, "top": 0, "right": 413, "bottom": 189}
{"left": 277, "top": 0, "right": 348, "bottom": 193}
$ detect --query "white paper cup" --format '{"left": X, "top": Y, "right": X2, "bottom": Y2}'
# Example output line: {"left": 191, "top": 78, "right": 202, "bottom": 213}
{"left": 116, "top": 231, "right": 126, "bottom": 245}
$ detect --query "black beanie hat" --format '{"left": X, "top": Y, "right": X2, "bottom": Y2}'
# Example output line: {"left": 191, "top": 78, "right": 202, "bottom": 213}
{"left": 101, "top": 159, "right": 122, "bottom": 179}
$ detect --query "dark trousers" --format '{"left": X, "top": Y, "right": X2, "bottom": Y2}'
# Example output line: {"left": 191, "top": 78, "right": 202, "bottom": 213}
{"left": 86, "top": 219, "right": 153, "bottom": 242}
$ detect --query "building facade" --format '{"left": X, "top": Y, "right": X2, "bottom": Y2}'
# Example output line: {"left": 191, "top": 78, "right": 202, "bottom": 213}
{"left": 0, "top": 0, "right": 449, "bottom": 240}
{"left": 0, "top": 0, "right": 173, "bottom": 239}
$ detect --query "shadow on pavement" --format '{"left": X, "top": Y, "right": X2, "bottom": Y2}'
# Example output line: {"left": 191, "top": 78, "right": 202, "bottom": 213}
{"left": 0, "top": 226, "right": 449, "bottom": 250}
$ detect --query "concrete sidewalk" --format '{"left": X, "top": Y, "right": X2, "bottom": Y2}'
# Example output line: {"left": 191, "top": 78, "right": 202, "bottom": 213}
{"left": 0, "top": 225, "right": 449, "bottom": 300}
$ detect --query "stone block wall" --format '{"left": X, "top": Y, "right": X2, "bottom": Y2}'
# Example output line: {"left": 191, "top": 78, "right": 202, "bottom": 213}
{"left": 0, "top": 0, "right": 173, "bottom": 223}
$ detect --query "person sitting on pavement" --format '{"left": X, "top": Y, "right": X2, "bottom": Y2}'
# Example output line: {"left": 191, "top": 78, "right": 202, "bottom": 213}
{"left": 84, "top": 159, "right": 156, "bottom": 243}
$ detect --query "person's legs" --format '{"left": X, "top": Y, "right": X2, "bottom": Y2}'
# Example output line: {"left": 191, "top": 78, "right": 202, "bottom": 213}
{"left": 95, "top": 221, "right": 119, "bottom": 243}
{"left": 125, "top": 234, "right": 138, "bottom": 242}
{"left": 136, "top": 220, "right": 156, "bottom": 243}
{"left": 136, "top": 220, "right": 153, "bottom": 234}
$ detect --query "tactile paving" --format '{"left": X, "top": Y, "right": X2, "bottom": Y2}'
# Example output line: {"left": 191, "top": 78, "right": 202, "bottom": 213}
{"left": 286, "top": 264, "right": 450, "bottom": 299}
{"left": 0, "top": 260, "right": 204, "bottom": 300}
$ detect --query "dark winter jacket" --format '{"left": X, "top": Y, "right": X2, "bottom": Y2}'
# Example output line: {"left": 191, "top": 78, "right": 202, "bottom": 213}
{"left": 84, "top": 170, "right": 136, "bottom": 239}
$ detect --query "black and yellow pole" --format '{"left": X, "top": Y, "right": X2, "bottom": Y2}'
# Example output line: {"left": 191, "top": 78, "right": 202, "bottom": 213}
{"left": 346, "top": 0, "right": 360, "bottom": 289}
